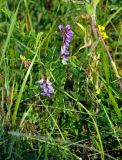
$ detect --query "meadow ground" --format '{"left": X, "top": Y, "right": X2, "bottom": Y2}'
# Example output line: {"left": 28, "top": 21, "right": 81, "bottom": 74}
{"left": 0, "top": 0, "right": 122, "bottom": 159}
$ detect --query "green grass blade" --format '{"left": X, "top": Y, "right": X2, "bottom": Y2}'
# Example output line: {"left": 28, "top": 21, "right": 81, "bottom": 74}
{"left": 12, "top": 49, "right": 38, "bottom": 126}
{"left": 105, "top": 7, "right": 122, "bottom": 27}
{"left": 0, "top": 0, "right": 21, "bottom": 66}
{"left": 12, "top": 22, "right": 55, "bottom": 126}
{"left": 100, "top": 76, "right": 121, "bottom": 118}
{"left": 102, "top": 52, "right": 110, "bottom": 84}
{"left": 109, "top": 90, "right": 121, "bottom": 118}
{"left": 24, "top": 0, "right": 33, "bottom": 30}
{"left": 103, "top": 105, "right": 121, "bottom": 146}
{"left": 63, "top": 91, "right": 105, "bottom": 160}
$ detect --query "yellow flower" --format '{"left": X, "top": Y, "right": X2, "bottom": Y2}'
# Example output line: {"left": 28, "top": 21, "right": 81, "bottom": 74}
{"left": 20, "top": 54, "right": 31, "bottom": 68}
{"left": 98, "top": 25, "right": 108, "bottom": 40}
{"left": 98, "top": 25, "right": 105, "bottom": 31}
{"left": 20, "top": 55, "right": 26, "bottom": 61}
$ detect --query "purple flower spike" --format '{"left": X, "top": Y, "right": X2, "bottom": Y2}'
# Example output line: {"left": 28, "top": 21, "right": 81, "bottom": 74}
{"left": 38, "top": 78, "right": 54, "bottom": 97}
{"left": 59, "top": 24, "right": 73, "bottom": 64}
{"left": 58, "top": 25, "right": 64, "bottom": 31}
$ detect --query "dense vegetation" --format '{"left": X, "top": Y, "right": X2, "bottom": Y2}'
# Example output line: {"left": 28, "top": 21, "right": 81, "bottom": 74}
{"left": 0, "top": 0, "right": 122, "bottom": 159}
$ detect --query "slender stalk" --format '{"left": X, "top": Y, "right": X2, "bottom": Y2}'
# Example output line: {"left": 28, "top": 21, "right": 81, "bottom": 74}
{"left": 95, "top": 24, "right": 120, "bottom": 79}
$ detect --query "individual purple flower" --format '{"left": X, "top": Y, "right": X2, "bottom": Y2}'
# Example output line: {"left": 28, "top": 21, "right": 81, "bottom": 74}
{"left": 58, "top": 25, "right": 64, "bottom": 31}
{"left": 58, "top": 24, "right": 73, "bottom": 64}
{"left": 38, "top": 78, "right": 54, "bottom": 97}
{"left": 61, "top": 55, "right": 69, "bottom": 64}
{"left": 60, "top": 45, "right": 69, "bottom": 56}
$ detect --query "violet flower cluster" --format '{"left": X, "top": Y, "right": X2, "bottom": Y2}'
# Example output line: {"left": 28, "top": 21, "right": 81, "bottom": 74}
{"left": 38, "top": 78, "right": 54, "bottom": 97}
{"left": 38, "top": 25, "right": 73, "bottom": 96}
{"left": 58, "top": 24, "right": 74, "bottom": 64}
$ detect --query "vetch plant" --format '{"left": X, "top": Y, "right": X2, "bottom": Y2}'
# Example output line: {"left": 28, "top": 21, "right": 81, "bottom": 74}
{"left": 58, "top": 24, "right": 74, "bottom": 64}
{"left": 38, "top": 77, "right": 54, "bottom": 97}
{"left": 1, "top": 1, "right": 122, "bottom": 159}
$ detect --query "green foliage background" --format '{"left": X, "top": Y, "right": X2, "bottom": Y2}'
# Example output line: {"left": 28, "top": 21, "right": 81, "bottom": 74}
{"left": 0, "top": 0, "right": 122, "bottom": 159}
